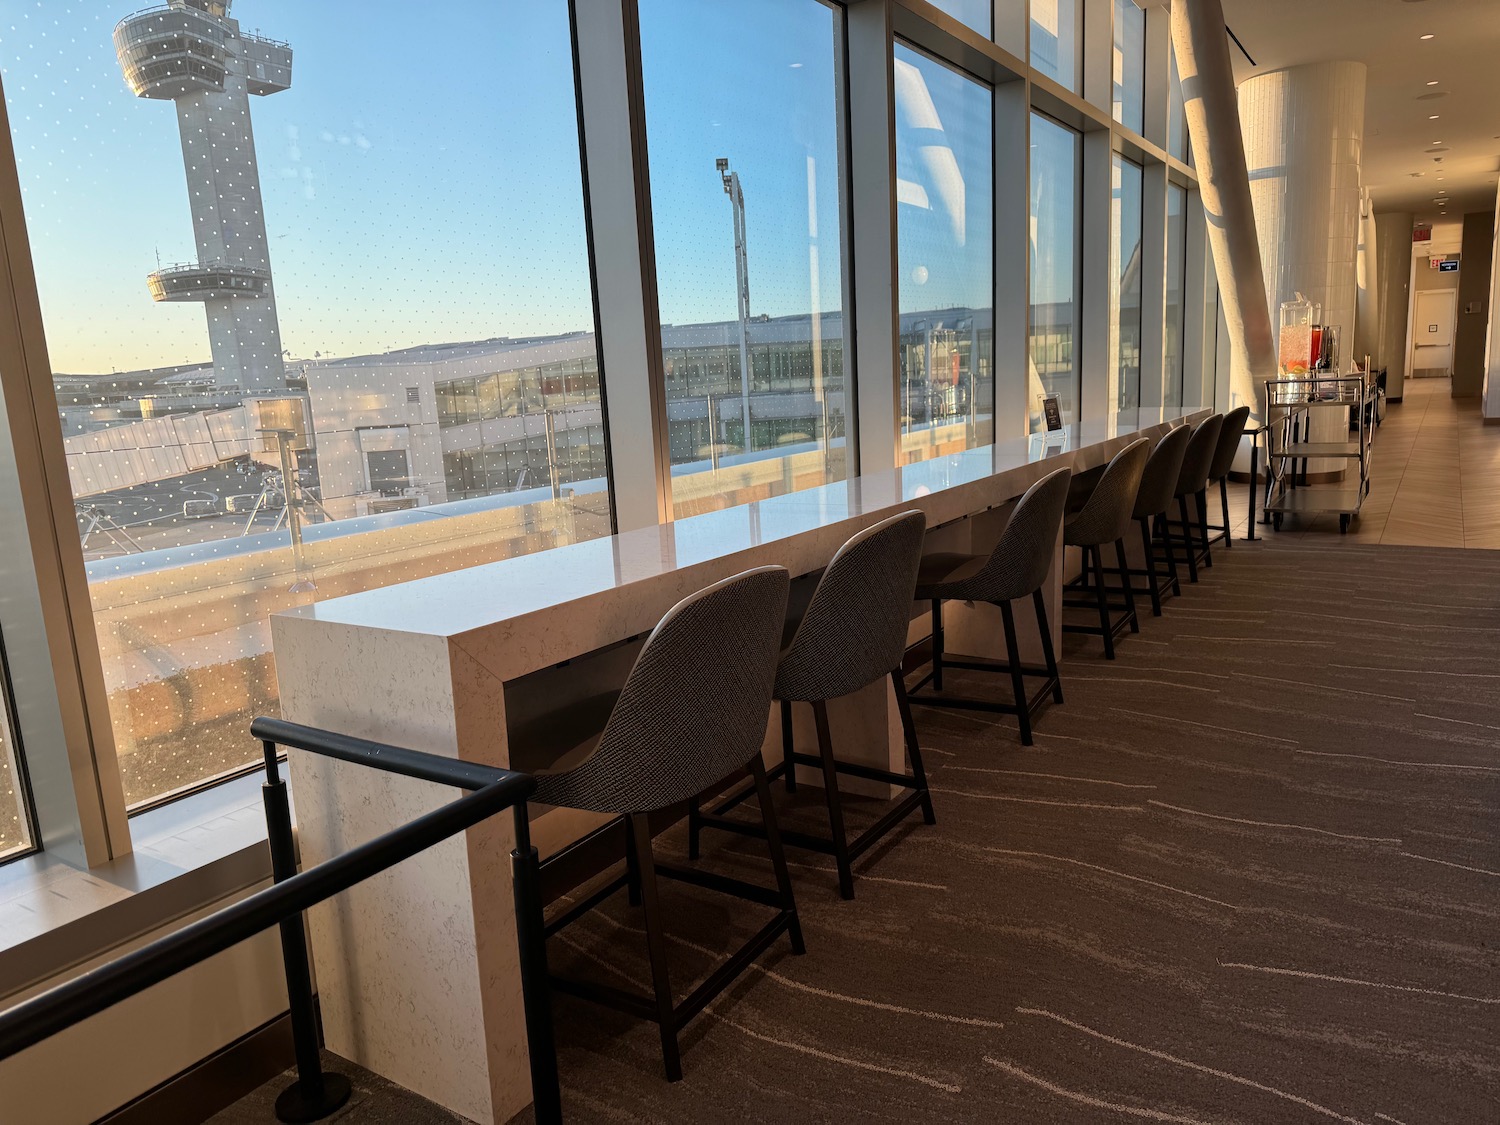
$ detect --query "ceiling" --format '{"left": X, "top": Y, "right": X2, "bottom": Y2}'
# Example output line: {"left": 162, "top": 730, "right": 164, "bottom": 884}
{"left": 1220, "top": 0, "right": 1500, "bottom": 236}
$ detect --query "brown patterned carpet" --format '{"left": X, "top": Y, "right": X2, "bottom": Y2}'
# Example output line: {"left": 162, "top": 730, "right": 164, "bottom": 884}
{"left": 528, "top": 537, "right": 1500, "bottom": 1123}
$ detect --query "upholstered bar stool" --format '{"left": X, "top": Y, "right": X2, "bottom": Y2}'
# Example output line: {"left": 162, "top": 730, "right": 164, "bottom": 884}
{"left": 1205, "top": 404, "right": 1251, "bottom": 551}
{"left": 1125, "top": 424, "right": 1191, "bottom": 616}
{"left": 528, "top": 566, "right": 802, "bottom": 1082}
{"left": 1060, "top": 438, "right": 1150, "bottom": 659}
{"left": 1165, "top": 413, "right": 1223, "bottom": 583}
{"left": 908, "top": 466, "right": 1071, "bottom": 746}
{"left": 694, "top": 511, "right": 932, "bottom": 900}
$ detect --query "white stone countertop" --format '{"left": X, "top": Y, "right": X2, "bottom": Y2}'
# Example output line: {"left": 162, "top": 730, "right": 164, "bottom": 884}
{"left": 274, "top": 409, "right": 1205, "bottom": 682}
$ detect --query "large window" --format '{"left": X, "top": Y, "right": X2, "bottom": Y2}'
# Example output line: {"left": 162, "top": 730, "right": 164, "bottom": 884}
{"left": 927, "top": 0, "right": 991, "bottom": 37}
{"left": 640, "top": 0, "right": 847, "bottom": 518}
{"left": 1111, "top": 155, "right": 1144, "bottom": 412}
{"left": 1168, "top": 46, "right": 1188, "bottom": 161}
{"left": 1112, "top": 0, "right": 1146, "bottom": 134}
{"left": 1031, "top": 0, "right": 1081, "bottom": 91}
{"left": 1165, "top": 184, "right": 1188, "bottom": 407}
{"left": 2, "top": 1, "right": 609, "bottom": 810}
{"left": 1029, "top": 114, "right": 1081, "bottom": 432}
{"left": 895, "top": 43, "right": 994, "bottom": 464}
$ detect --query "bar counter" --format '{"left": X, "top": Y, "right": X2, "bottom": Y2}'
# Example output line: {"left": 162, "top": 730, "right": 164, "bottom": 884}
{"left": 270, "top": 407, "right": 1205, "bottom": 1123}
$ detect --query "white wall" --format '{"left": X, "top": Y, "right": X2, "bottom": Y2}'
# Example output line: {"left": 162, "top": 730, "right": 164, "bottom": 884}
{"left": 0, "top": 884, "right": 287, "bottom": 1124}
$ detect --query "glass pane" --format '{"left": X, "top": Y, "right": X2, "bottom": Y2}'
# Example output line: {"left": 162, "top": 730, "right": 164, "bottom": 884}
{"left": 1030, "top": 0, "right": 1081, "bottom": 90}
{"left": 2, "top": 1, "right": 610, "bottom": 810}
{"left": 1165, "top": 184, "right": 1187, "bottom": 408}
{"left": 1111, "top": 155, "right": 1144, "bottom": 412}
{"left": 0, "top": 637, "right": 32, "bottom": 860}
{"left": 895, "top": 43, "right": 994, "bottom": 464}
{"left": 640, "top": 0, "right": 847, "bottom": 518}
{"left": 927, "top": 0, "right": 991, "bottom": 37}
{"left": 1028, "top": 114, "right": 1081, "bottom": 433}
{"left": 1168, "top": 45, "right": 1188, "bottom": 161}
{"left": 1112, "top": 0, "right": 1145, "bottom": 134}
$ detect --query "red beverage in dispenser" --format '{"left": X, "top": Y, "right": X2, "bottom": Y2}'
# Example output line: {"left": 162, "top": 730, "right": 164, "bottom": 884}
{"left": 1309, "top": 325, "right": 1324, "bottom": 370}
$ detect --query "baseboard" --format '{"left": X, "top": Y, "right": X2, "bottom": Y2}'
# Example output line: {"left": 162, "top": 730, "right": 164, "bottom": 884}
{"left": 95, "top": 1010, "right": 294, "bottom": 1125}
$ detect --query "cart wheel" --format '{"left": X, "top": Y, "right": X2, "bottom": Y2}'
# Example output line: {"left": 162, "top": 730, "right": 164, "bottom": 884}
{"left": 1272, "top": 512, "right": 1283, "bottom": 531}
{"left": 1339, "top": 514, "right": 1350, "bottom": 534}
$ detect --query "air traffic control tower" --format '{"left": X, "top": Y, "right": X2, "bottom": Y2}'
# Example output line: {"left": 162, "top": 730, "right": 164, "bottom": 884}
{"left": 114, "top": 0, "right": 291, "bottom": 393}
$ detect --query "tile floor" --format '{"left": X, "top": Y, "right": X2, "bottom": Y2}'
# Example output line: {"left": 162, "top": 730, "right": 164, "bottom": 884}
{"left": 1228, "top": 376, "right": 1497, "bottom": 548}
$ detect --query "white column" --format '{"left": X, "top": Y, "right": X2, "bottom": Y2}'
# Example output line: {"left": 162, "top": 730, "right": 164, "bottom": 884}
{"left": 1355, "top": 189, "right": 1380, "bottom": 370}
{"left": 1375, "top": 211, "right": 1414, "bottom": 401}
{"left": 1239, "top": 61, "right": 1368, "bottom": 374}
{"left": 1170, "top": 0, "right": 1276, "bottom": 414}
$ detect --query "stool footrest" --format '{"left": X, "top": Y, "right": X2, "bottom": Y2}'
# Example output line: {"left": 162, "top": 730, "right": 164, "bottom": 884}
{"left": 544, "top": 872, "right": 630, "bottom": 938}
{"left": 908, "top": 675, "right": 1059, "bottom": 717}
{"left": 779, "top": 752, "right": 925, "bottom": 791}
{"left": 698, "top": 792, "right": 929, "bottom": 866}
{"left": 550, "top": 911, "right": 797, "bottom": 1034}
{"left": 654, "top": 862, "right": 784, "bottom": 909}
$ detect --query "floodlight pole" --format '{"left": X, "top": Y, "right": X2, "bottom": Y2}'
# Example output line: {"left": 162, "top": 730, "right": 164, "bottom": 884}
{"left": 717, "top": 158, "right": 754, "bottom": 458}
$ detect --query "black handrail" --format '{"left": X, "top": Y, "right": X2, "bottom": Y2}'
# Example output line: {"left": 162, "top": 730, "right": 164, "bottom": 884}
{"left": 0, "top": 717, "right": 562, "bottom": 1125}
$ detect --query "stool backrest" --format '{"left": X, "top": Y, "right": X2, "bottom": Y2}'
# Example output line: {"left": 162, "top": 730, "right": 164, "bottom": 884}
{"left": 538, "top": 566, "right": 790, "bottom": 814}
{"left": 777, "top": 510, "right": 927, "bottom": 702}
{"left": 1208, "top": 404, "right": 1251, "bottom": 483}
{"left": 1174, "top": 414, "right": 1223, "bottom": 497}
{"left": 1066, "top": 437, "right": 1150, "bottom": 546}
{"left": 1132, "top": 424, "right": 1191, "bottom": 520}
{"left": 970, "top": 465, "right": 1072, "bottom": 602}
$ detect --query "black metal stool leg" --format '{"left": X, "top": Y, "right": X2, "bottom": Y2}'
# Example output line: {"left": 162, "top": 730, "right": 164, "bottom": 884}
{"left": 628, "top": 813, "right": 646, "bottom": 901}
{"left": 631, "top": 813, "right": 682, "bottom": 1082}
{"left": 999, "top": 599, "right": 1033, "bottom": 745}
{"left": 1114, "top": 538, "right": 1138, "bottom": 633}
{"left": 812, "top": 700, "right": 855, "bottom": 900}
{"left": 749, "top": 756, "right": 805, "bottom": 954}
{"left": 1139, "top": 518, "right": 1161, "bottom": 616}
{"left": 1220, "top": 477, "right": 1232, "bottom": 550}
{"left": 780, "top": 699, "right": 796, "bottom": 794}
{"left": 1033, "top": 588, "right": 1063, "bottom": 704}
{"left": 891, "top": 670, "right": 935, "bottom": 825}
{"left": 1158, "top": 513, "right": 1182, "bottom": 595}
{"left": 930, "top": 599, "right": 944, "bottom": 691}
{"left": 1091, "top": 546, "right": 1115, "bottom": 659}
{"left": 1177, "top": 497, "right": 1199, "bottom": 583}
{"left": 1196, "top": 489, "right": 1213, "bottom": 569}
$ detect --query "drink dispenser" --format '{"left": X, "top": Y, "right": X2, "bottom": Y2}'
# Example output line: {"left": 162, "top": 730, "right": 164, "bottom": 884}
{"left": 1279, "top": 293, "right": 1315, "bottom": 376}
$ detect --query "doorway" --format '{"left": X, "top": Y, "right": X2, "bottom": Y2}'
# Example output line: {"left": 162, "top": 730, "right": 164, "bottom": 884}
{"left": 1411, "top": 288, "right": 1457, "bottom": 378}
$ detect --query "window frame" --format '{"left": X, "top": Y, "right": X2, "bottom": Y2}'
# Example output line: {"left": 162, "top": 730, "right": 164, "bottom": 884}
{"left": 0, "top": 0, "right": 1214, "bottom": 880}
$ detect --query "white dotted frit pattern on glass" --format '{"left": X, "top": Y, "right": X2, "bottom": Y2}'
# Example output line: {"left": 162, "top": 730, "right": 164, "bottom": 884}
{"left": 1113, "top": 0, "right": 1146, "bottom": 134}
{"left": 0, "top": 656, "right": 30, "bottom": 857}
{"left": 639, "top": 0, "right": 849, "bottom": 518}
{"left": 894, "top": 42, "right": 995, "bottom": 465}
{"left": 1111, "top": 154, "right": 1144, "bottom": 412}
{"left": 1030, "top": 0, "right": 1081, "bottom": 92}
{"left": 1, "top": 0, "right": 609, "bottom": 809}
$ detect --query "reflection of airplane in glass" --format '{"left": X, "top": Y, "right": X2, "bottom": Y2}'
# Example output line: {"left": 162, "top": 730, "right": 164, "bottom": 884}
{"left": 893, "top": 56, "right": 966, "bottom": 245}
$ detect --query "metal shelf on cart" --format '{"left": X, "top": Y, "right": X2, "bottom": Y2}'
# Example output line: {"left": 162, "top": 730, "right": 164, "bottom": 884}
{"left": 1274, "top": 439, "right": 1363, "bottom": 459}
{"left": 1264, "top": 484, "right": 1367, "bottom": 515}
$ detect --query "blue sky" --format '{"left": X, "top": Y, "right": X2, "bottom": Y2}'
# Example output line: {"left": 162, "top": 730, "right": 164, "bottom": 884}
{"left": 1, "top": 0, "right": 1020, "bottom": 375}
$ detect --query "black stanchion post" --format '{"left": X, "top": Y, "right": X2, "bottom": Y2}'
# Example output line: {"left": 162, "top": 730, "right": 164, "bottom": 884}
{"left": 261, "top": 741, "right": 352, "bottom": 1124}
{"left": 512, "top": 805, "right": 562, "bottom": 1125}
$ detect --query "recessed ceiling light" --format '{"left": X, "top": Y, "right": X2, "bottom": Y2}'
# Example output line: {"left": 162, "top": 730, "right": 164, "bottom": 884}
{"left": 1427, "top": 80, "right": 1439, "bottom": 86}
{"left": 1429, "top": 114, "right": 1440, "bottom": 120}
{"left": 1420, "top": 33, "right": 1435, "bottom": 40}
